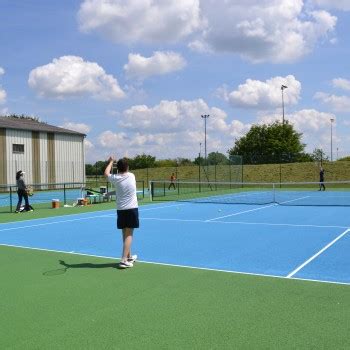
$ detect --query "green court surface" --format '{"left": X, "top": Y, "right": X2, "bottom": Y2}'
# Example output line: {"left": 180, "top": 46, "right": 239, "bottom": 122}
{"left": 1, "top": 245, "right": 349, "bottom": 349}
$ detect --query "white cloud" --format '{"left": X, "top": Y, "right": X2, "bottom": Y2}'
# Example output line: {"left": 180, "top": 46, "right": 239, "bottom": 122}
{"left": 258, "top": 109, "right": 337, "bottom": 151}
{"left": 84, "top": 139, "right": 94, "bottom": 151}
{"left": 78, "top": 0, "right": 203, "bottom": 44}
{"left": 96, "top": 99, "right": 250, "bottom": 158}
{"left": 0, "top": 67, "right": 6, "bottom": 105}
{"left": 314, "top": 92, "right": 350, "bottom": 112}
{"left": 124, "top": 51, "right": 186, "bottom": 81}
{"left": 190, "top": 0, "right": 337, "bottom": 63}
{"left": 225, "top": 75, "right": 301, "bottom": 109}
{"left": 310, "top": 0, "right": 350, "bottom": 11}
{"left": 332, "top": 78, "right": 350, "bottom": 91}
{"left": 28, "top": 56, "right": 125, "bottom": 100}
{"left": 78, "top": 0, "right": 337, "bottom": 64}
{"left": 0, "top": 89, "right": 6, "bottom": 105}
{"left": 60, "top": 122, "right": 91, "bottom": 134}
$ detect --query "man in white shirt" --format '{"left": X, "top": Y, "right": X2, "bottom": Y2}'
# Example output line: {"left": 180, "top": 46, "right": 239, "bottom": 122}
{"left": 104, "top": 157, "right": 139, "bottom": 269}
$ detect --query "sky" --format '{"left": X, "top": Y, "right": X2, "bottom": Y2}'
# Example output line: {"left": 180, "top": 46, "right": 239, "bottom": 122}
{"left": 0, "top": 0, "right": 349, "bottom": 163}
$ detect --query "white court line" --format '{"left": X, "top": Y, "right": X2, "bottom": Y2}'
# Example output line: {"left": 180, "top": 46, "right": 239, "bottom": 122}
{"left": 206, "top": 203, "right": 277, "bottom": 221}
{"left": 0, "top": 202, "right": 185, "bottom": 226}
{"left": 0, "top": 203, "right": 186, "bottom": 232}
{"left": 286, "top": 228, "right": 350, "bottom": 278}
{"left": 0, "top": 243, "right": 349, "bottom": 286}
{"left": 206, "top": 196, "right": 310, "bottom": 222}
{"left": 141, "top": 217, "right": 348, "bottom": 229}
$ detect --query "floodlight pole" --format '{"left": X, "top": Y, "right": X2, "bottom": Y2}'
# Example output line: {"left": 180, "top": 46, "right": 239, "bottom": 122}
{"left": 281, "top": 85, "right": 288, "bottom": 124}
{"left": 201, "top": 115, "right": 210, "bottom": 167}
{"left": 330, "top": 118, "right": 335, "bottom": 161}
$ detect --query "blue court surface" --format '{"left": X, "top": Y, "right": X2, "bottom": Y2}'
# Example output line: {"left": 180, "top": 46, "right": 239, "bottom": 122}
{"left": 0, "top": 201, "right": 349, "bottom": 285}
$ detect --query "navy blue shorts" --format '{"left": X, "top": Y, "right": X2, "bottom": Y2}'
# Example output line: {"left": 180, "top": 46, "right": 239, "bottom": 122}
{"left": 117, "top": 208, "right": 139, "bottom": 229}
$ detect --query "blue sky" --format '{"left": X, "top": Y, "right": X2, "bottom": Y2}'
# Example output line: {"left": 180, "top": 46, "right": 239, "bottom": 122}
{"left": 0, "top": 0, "right": 349, "bottom": 162}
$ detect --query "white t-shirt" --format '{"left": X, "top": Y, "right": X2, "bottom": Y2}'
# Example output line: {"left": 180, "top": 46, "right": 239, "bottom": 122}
{"left": 108, "top": 172, "right": 138, "bottom": 210}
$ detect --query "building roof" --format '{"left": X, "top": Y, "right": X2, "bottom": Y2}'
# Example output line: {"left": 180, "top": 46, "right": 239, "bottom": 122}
{"left": 0, "top": 117, "right": 86, "bottom": 136}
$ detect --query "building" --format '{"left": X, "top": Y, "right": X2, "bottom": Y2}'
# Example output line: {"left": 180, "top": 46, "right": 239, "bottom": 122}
{"left": 0, "top": 116, "right": 86, "bottom": 185}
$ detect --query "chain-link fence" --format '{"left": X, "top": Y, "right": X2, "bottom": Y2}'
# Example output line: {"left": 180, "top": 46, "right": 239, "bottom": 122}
{"left": 0, "top": 180, "right": 145, "bottom": 213}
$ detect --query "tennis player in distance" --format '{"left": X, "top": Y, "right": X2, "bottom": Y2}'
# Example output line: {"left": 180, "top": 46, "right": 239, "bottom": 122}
{"left": 319, "top": 166, "right": 326, "bottom": 191}
{"left": 104, "top": 156, "right": 139, "bottom": 269}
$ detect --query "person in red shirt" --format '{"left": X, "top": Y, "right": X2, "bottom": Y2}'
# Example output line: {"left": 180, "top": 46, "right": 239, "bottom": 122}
{"left": 168, "top": 172, "right": 177, "bottom": 190}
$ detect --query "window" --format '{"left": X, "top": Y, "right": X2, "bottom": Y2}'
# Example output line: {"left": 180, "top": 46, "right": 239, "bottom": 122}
{"left": 13, "top": 144, "right": 24, "bottom": 154}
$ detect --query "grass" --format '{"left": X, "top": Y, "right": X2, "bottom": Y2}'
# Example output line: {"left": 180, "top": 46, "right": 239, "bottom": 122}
{"left": 0, "top": 245, "right": 349, "bottom": 349}
{"left": 0, "top": 196, "right": 152, "bottom": 223}
{"left": 86, "top": 160, "right": 350, "bottom": 186}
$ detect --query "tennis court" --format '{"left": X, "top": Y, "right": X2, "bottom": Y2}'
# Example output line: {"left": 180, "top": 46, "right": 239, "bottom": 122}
{"left": 1, "top": 199, "right": 349, "bottom": 284}
{"left": 1, "top": 189, "right": 349, "bottom": 349}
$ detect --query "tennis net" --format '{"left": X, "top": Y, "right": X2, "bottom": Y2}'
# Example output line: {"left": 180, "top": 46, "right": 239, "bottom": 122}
{"left": 149, "top": 180, "right": 350, "bottom": 206}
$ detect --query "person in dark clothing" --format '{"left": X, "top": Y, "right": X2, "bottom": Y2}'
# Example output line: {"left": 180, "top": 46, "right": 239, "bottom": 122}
{"left": 319, "top": 166, "right": 326, "bottom": 191}
{"left": 15, "top": 170, "right": 32, "bottom": 213}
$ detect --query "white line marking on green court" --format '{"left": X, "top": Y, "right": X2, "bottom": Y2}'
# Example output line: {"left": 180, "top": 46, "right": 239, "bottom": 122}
{"left": 0, "top": 243, "right": 349, "bottom": 286}
{"left": 286, "top": 228, "right": 350, "bottom": 278}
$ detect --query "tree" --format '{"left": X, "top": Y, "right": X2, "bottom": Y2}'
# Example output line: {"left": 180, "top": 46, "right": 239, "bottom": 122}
{"left": 176, "top": 158, "right": 193, "bottom": 166}
{"left": 311, "top": 148, "right": 329, "bottom": 163}
{"left": 228, "top": 122, "right": 306, "bottom": 164}
{"left": 207, "top": 152, "right": 228, "bottom": 165}
{"left": 85, "top": 164, "right": 95, "bottom": 175}
{"left": 130, "top": 154, "right": 156, "bottom": 169}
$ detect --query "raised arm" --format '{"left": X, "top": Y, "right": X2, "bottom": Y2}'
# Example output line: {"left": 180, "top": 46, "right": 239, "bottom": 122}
{"left": 104, "top": 157, "right": 115, "bottom": 178}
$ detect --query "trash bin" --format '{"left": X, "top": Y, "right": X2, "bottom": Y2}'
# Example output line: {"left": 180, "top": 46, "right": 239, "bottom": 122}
{"left": 52, "top": 199, "right": 60, "bottom": 209}
{"left": 100, "top": 186, "right": 107, "bottom": 194}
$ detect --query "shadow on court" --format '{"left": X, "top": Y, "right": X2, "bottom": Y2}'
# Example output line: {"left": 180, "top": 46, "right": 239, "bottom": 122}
{"left": 43, "top": 259, "right": 121, "bottom": 276}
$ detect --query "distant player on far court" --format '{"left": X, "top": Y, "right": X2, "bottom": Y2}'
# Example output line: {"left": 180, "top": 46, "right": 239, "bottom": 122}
{"left": 104, "top": 157, "right": 139, "bottom": 269}
{"left": 319, "top": 166, "right": 326, "bottom": 191}
{"left": 168, "top": 172, "right": 177, "bottom": 190}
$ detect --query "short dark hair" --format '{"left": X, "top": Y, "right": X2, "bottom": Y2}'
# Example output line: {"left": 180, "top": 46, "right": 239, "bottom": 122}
{"left": 16, "top": 170, "right": 23, "bottom": 180}
{"left": 117, "top": 158, "right": 128, "bottom": 173}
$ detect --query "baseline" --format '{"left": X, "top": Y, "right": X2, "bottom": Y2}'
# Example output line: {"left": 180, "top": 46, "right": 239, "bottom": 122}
{"left": 1, "top": 243, "right": 349, "bottom": 286}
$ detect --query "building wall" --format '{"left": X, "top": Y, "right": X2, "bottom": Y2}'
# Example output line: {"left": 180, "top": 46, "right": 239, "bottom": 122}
{"left": 0, "top": 128, "right": 7, "bottom": 184}
{"left": 54, "top": 133, "right": 85, "bottom": 184}
{"left": 6, "top": 129, "right": 33, "bottom": 185}
{"left": 3, "top": 128, "right": 85, "bottom": 185}
{"left": 39, "top": 132, "right": 48, "bottom": 184}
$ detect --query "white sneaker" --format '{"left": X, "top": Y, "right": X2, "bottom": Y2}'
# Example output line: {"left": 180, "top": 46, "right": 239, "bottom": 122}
{"left": 119, "top": 260, "right": 133, "bottom": 269}
{"left": 127, "top": 255, "right": 138, "bottom": 263}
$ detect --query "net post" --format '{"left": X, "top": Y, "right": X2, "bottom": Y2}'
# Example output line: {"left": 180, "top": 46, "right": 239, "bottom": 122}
{"left": 149, "top": 181, "right": 153, "bottom": 201}
{"left": 10, "top": 186, "right": 13, "bottom": 213}
{"left": 273, "top": 183, "right": 276, "bottom": 203}
{"left": 64, "top": 183, "right": 67, "bottom": 205}
{"left": 163, "top": 181, "right": 166, "bottom": 196}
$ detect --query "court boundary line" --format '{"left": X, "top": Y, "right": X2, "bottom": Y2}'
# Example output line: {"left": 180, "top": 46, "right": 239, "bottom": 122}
{"left": 141, "top": 217, "right": 348, "bottom": 229}
{"left": 206, "top": 203, "right": 277, "bottom": 221}
{"left": 0, "top": 243, "right": 349, "bottom": 286}
{"left": 0, "top": 203, "right": 186, "bottom": 229}
{"left": 286, "top": 228, "right": 350, "bottom": 278}
{"left": 206, "top": 196, "right": 310, "bottom": 222}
